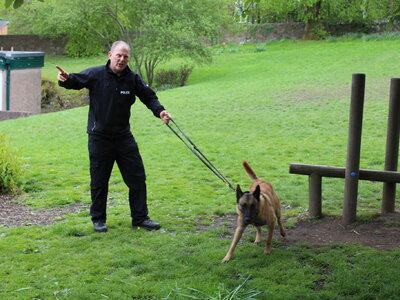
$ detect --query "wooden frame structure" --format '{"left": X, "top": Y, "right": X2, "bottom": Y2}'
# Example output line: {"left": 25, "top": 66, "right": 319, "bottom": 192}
{"left": 289, "top": 74, "right": 400, "bottom": 225}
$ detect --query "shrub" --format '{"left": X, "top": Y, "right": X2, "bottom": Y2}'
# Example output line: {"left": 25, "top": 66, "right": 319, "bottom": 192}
{"left": 178, "top": 65, "right": 193, "bottom": 87}
{"left": 41, "top": 77, "right": 60, "bottom": 108}
{"left": 312, "top": 24, "right": 329, "bottom": 40}
{"left": 0, "top": 133, "right": 23, "bottom": 195}
{"left": 155, "top": 65, "right": 193, "bottom": 91}
{"left": 155, "top": 69, "right": 179, "bottom": 89}
{"left": 41, "top": 78, "right": 89, "bottom": 112}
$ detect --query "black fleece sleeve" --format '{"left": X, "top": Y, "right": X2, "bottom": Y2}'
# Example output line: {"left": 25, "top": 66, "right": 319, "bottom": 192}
{"left": 134, "top": 74, "right": 165, "bottom": 118}
{"left": 58, "top": 68, "right": 93, "bottom": 90}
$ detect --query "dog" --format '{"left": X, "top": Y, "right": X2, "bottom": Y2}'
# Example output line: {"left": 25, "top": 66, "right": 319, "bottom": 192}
{"left": 221, "top": 161, "right": 286, "bottom": 263}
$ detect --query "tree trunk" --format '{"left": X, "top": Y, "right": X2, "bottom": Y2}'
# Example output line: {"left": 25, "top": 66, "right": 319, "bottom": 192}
{"left": 388, "top": 0, "right": 393, "bottom": 12}
{"left": 302, "top": 21, "right": 315, "bottom": 40}
{"left": 301, "top": 0, "right": 322, "bottom": 40}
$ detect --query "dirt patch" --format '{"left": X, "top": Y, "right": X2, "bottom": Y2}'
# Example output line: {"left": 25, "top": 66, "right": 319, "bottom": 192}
{"left": 198, "top": 213, "right": 400, "bottom": 251}
{"left": 2, "top": 194, "right": 400, "bottom": 250}
{"left": 0, "top": 194, "right": 88, "bottom": 227}
{"left": 283, "top": 214, "right": 400, "bottom": 250}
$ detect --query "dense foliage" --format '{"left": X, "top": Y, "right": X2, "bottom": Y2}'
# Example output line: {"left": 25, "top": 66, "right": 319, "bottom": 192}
{"left": 0, "top": 133, "right": 22, "bottom": 195}
{"left": 4, "top": 0, "right": 232, "bottom": 85}
{"left": 154, "top": 65, "right": 193, "bottom": 91}
{"left": 233, "top": 0, "right": 399, "bottom": 39}
{"left": 235, "top": 0, "right": 396, "bottom": 23}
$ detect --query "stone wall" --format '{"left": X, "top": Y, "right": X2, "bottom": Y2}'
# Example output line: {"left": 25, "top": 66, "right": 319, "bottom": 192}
{"left": 0, "top": 35, "right": 66, "bottom": 55}
{"left": 230, "top": 21, "right": 400, "bottom": 43}
{"left": 0, "top": 111, "right": 33, "bottom": 121}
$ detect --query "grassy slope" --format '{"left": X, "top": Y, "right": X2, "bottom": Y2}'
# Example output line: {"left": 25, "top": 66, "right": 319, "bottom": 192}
{"left": 0, "top": 39, "right": 399, "bottom": 299}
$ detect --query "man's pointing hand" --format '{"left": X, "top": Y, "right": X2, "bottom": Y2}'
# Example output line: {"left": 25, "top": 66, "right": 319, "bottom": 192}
{"left": 56, "top": 65, "right": 69, "bottom": 82}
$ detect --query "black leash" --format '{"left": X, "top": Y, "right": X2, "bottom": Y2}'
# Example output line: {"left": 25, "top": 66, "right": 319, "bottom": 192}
{"left": 166, "top": 117, "right": 235, "bottom": 192}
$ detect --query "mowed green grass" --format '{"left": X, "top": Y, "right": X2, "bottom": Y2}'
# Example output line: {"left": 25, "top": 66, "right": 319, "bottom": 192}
{"left": 0, "top": 39, "right": 399, "bottom": 299}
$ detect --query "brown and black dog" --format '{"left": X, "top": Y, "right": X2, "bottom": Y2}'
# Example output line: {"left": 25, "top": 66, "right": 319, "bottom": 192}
{"left": 222, "top": 161, "right": 286, "bottom": 263}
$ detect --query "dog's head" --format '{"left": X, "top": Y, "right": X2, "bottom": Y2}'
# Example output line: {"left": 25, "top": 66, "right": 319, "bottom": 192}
{"left": 236, "top": 184, "right": 260, "bottom": 225}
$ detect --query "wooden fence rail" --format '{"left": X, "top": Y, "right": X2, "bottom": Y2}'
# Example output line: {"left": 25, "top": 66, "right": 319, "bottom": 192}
{"left": 289, "top": 163, "right": 400, "bottom": 219}
{"left": 289, "top": 75, "right": 400, "bottom": 224}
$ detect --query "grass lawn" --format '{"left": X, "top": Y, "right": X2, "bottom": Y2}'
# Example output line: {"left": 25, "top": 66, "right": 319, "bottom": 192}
{"left": 0, "top": 38, "right": 399, "bottom": 299}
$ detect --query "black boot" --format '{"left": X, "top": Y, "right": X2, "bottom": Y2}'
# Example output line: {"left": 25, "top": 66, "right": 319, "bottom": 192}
{"left": 93, "top": 221, "right": 107, "bottom": 232}
{"left": 132, "top": 219, "right": 160, "bottom": 231}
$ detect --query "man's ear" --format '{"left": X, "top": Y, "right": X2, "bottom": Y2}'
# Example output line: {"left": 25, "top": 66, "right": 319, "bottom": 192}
{"left": 253, "top": 185, "right": 260, "bottom": 201}
{"left": 236, "top": 184, "right": 244, "bottom": 203}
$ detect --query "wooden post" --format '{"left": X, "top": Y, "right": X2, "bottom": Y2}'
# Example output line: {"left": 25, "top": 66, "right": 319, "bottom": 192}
{"left": 343, "top": 74, "right": 365, "bottom": 225}
{"left": 382, "top": 78, "right": 400, "bottom": 213}
{"left": 309, "top": 173, "right": 322, "bottom": 218}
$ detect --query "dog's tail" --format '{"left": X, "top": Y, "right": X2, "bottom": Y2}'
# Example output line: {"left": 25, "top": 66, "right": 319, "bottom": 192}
{"left": 243, "top": 161, "right": 258, "bottom": 181}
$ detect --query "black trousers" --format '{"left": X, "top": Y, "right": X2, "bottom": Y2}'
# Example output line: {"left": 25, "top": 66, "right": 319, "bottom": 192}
{"left": 88, "top": 134, "right": 149, "bottom": 225}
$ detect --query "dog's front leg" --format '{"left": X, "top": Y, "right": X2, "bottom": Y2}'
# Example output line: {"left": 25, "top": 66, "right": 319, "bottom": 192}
{"left": 254, "top": 226, "right": 261, "bottom": 244}
{"left": 221, "top": 225, "right": 246, "bottom": 263}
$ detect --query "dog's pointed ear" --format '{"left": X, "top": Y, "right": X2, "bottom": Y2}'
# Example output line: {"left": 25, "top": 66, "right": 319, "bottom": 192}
{"left": 253, "top": 185, "right": 261, "bottom": 201}
{"left": 236, "top": 184, "right": 244, "bottom": 203}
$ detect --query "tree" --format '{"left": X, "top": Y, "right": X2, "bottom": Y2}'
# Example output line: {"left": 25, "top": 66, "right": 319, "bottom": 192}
{"left": 297, "top": 0, "right": 323, "bottom": 40}
{"left": 4, "top": 0, "right": 25, "bottom": 9}
{"left": 6, "top": 0, "right": 231, "bottom": 86}
{"left": 387, "top": 0, "right": 400, "bottom": 29}
{"left": 233, "top": 0, "right": 261, "bottom": 23}
{"left": 295, "top": 0, "right": 390, "bottom": 39}
{"left": 239, "top": 0, "right": 391, "bottom": 39}
{"left": 4, "top": 0, "right": 43, "bottom": 9}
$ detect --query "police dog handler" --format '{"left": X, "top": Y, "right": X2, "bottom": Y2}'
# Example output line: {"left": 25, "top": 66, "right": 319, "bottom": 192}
{"left": 57, "top": 41, "right": 170, "bottom": 233}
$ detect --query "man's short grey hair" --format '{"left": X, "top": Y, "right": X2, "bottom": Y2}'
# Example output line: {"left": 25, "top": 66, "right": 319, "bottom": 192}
{"left": 110, "top": 41, "right": 131, "bottom": 52}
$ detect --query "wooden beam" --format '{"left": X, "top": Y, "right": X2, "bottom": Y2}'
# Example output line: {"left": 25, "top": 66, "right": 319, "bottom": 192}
{"left": 289, "top": 163, "right": 400, "bottom": 183}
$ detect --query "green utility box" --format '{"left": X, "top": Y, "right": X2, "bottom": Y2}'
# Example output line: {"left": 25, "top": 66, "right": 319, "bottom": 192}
{"left": 0, "top": 51, "right": 45, "bottom": 117}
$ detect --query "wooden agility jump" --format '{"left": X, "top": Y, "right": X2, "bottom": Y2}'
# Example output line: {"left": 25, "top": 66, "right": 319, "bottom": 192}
{"left": 290, "top": 74, "right": 400, "bottom": 225}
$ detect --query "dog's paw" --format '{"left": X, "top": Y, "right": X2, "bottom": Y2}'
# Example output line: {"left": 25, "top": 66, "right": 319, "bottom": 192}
{"left": 221, "top": 256, "right": 231, "bottom": 263}
{"left": 264, "top": 249, "right": 272, "bottom": 255}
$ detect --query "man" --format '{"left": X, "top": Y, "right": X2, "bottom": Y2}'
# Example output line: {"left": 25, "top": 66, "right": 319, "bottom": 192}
{"left": 57, "top": 41, "right": 170, "bottom": 232}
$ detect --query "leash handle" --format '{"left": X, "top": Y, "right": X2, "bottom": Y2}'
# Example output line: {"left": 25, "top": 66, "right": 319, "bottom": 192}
{"left": 166, "top": 117, "right": 235, "bottom": 192}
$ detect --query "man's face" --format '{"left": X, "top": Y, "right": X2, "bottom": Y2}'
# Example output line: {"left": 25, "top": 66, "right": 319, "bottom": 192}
{"left": 108, "top": 45, "right": 130, "bottom": 75}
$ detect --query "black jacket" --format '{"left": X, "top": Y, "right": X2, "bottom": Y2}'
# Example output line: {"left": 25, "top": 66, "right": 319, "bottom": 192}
{"left": 59, "top": 61, "right": 165, "bottom": 137}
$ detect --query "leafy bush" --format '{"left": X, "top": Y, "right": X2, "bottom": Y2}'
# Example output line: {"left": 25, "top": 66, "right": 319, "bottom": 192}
{"left": 0, "top": 133, "right": 23, "bottom": 195}
{"left": 155, "top": 69, "right": 179, "bottom": 89}
{"left": 41, "top": 78, "right": 89, "bottom": 112}
{"left": 312, "top": 24, "right": 329, "bottom": 40}
{"left": 41, "top": 77, "right": 60, "bottom": 108}
{"left": 155, "top": 65, "right": 193, "bottom": 91}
